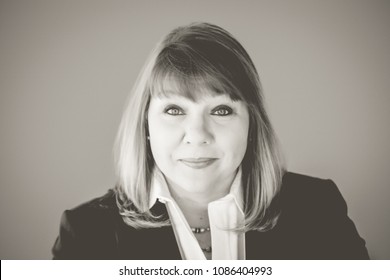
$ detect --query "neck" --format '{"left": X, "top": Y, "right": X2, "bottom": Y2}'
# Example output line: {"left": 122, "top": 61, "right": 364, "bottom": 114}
{"left": 165, "top": 170, "right": 238, "bottom": 226}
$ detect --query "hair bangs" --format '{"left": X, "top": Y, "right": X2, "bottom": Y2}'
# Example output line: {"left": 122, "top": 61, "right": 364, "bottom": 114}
{"left": 148, "top": 46, "right": 242, "bottom": 102}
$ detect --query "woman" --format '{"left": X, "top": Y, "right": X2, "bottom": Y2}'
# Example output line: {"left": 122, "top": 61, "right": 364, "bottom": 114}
{"left": 52, "top": 22, "right": 369, "bottom": 260}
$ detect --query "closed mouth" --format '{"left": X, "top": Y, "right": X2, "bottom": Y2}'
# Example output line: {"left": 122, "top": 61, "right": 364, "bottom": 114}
{"left": 179, "top": 158, "right": 217, "bottom": 169}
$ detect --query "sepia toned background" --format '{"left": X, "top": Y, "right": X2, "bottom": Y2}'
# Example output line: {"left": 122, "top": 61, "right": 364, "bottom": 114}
{"left": 0, "top": 0, "right": 389, "bottom": 259}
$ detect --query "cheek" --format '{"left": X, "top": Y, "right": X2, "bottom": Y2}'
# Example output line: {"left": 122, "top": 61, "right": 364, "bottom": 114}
{"left": 217, "top": 123, "right": 249, "bottom": 164}
{"left": 223, "top": 133, "right": 248, "bottom": 161}
{"left": 148, "top": 118, "right": 181, "bottom": 163}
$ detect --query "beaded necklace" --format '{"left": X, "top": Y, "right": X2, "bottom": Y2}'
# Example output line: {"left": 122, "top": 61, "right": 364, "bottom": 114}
{"left": 191, "top": 227, "right": 212, "bottom": 253}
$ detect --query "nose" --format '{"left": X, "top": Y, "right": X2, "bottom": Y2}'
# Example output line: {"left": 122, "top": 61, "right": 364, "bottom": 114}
{"left": 183, "top": 114, "right": 213, "bottom": 145}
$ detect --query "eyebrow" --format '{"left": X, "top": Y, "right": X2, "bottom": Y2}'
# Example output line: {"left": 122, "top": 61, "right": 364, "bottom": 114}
{"left": 152, "top": 96, "right": 247, "bottom": 116}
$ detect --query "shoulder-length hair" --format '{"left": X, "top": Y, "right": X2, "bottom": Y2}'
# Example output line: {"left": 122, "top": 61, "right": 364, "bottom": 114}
{"left": 114, "top": 22, "right": 285, "bottom": 231}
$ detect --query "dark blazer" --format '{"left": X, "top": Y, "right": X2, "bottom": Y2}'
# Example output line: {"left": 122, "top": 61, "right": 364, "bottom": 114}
{"left": 52, "top": 172, "right": 369, "bottom": 259}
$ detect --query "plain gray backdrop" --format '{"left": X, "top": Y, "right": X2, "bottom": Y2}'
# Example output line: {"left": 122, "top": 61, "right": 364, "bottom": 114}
{"left": 0, "top": 0, "right": 389, "bottom": 259}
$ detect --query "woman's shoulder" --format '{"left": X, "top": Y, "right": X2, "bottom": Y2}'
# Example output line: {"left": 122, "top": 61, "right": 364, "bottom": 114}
{"left": 281, "top": 171, "right": 340, "bottom": 196}
{"left": 250, "top": 172, "right": 370, "bottom": 259}
{"left": 67, "top": 189, "right": 118, "bottom": 213}
{"left": 282, "top": 171, "right": 335, "bottom": 188}
{"left": 53, "top": 189, "right": 122, "bottom": 259}
{"left": 279, "top": 171, "right": 346, "bottom": 214}
{"left": 61, "top": 189, "right": 120, "bottom": 230}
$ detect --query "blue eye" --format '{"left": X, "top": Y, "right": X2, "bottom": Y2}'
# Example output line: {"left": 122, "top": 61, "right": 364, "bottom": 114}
{"left": 165, "top": 106, "right": 184, "bottom": 115}
{"left": 212, "top": 106, "right": 233, "bottom": 116}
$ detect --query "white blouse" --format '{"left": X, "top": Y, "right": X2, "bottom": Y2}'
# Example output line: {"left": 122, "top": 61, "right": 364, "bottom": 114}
{"left": 149, "top": 168, "right": 246, "bottom": 260}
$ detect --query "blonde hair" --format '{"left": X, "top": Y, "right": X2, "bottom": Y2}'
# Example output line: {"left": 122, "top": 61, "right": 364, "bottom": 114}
{"left": 114, "top": 22, "right": 285, "bottom": 231}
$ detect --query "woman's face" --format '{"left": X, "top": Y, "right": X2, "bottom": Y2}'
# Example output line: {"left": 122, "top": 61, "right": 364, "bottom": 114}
{"left": 147, "top": 84, "right": 250, "bottom": 196}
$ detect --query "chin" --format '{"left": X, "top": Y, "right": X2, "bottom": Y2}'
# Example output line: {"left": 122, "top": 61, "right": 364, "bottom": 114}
{"left": 180, "top": 174, "right": 218, "bottom": 186}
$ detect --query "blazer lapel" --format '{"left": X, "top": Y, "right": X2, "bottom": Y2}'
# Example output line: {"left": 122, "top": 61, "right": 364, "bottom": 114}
{"left": 114, "top": 200, "right": 181, "bottom": 259}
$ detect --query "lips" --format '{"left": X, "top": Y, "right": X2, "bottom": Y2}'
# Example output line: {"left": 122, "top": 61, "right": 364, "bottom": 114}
{"left": 179, "top": 158, "right": 217, "bottom": 169}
